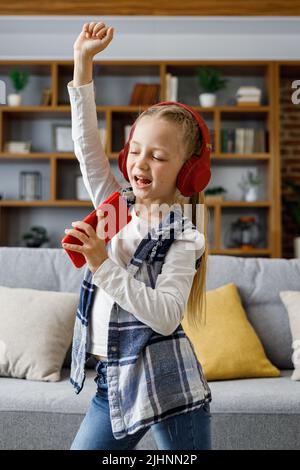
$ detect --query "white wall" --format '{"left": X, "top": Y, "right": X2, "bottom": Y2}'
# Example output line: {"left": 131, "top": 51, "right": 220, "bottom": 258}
{"left": 0, "top": 15, "right": 300, "bottom": 60}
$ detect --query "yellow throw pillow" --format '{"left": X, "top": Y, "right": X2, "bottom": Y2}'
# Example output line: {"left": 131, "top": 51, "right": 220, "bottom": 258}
{"left": 181, "top": 282, "right": 280, "bottom": 380}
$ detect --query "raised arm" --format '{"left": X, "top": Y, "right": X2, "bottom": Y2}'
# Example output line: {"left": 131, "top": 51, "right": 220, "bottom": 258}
{"left": 68, "top": 22, "right": 121, "bottom": 209}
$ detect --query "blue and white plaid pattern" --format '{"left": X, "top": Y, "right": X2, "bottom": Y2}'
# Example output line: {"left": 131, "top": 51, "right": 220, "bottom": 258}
{"left": 70, "top": 184, "right": 212, "bottom": 440}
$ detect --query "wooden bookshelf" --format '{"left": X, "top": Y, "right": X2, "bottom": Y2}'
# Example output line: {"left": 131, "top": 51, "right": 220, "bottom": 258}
{"left": 0, "top": 60, "right": 283, "bottom": 256}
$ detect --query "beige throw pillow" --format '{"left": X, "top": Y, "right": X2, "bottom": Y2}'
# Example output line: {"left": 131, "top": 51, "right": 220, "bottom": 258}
{"left": 0, "top": 286, "right": 79, "bottom": 381}
{"left": 279, "top": 291, "right": 300, "bottom": 381}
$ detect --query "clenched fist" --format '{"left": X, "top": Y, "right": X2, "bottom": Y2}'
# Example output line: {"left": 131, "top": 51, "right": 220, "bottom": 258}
{"left": 73, "top": 21, "right": 114, "bottom": 59}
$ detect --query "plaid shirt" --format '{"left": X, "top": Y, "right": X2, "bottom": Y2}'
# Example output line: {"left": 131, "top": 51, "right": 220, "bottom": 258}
{"left": 70, "top": 184, "right": 212, "bottom": 440}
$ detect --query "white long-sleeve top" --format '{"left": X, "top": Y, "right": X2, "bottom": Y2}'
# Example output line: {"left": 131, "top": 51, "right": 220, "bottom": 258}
{"left": 67, "top": 79, "right": 205, "bottom": 358}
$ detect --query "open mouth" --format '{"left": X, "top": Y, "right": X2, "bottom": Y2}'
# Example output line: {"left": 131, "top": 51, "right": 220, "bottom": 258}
{"left": 134, "top": 176, "right": 152, "bottom": 188}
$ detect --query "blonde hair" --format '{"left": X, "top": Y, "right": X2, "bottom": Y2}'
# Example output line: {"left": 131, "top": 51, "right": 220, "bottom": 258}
{"left": 133, "top": 104, "right": 210, "bottom": 330}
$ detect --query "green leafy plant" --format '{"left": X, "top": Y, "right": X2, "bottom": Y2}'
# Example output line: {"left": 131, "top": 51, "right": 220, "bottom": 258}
{"left": 283, "top": 181, "right": 300, "bottom": 236}
{"left": 238, "top": 170, "right": 261, "bottom": 193}
{"left": 204, "top": 186, "right": 227, "bottom": 196}
{"left": 197, "top": 67, "right": 228, "bottom": 93}
{"left": 9, "top": 68, "right": 29, "bottom": 93}
{"left": 22, "top": 226, "right": 49, "bottom": 248}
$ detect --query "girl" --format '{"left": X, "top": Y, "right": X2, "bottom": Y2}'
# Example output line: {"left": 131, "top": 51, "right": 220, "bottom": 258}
{"left": 64, "top": 21, "right": 212, "bottom": 451}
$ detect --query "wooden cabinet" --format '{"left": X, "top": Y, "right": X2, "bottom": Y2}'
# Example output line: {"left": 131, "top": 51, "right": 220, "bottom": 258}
{"left": 0, "top": 60, "right": 284, "bottom": 256}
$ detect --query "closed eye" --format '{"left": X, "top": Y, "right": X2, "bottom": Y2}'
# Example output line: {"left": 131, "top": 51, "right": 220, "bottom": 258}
{"left": 129, "top": 152, "right": 163, "bottom": 161}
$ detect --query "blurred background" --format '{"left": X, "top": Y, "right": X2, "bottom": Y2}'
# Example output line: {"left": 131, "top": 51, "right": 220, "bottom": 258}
{"left": 0, "top": 1, "right": 299, "bottom": 259}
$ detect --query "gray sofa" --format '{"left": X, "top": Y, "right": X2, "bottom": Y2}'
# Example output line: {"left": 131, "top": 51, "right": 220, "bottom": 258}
{"left": 0, "top": 247, "right": 299, "bottom": 450}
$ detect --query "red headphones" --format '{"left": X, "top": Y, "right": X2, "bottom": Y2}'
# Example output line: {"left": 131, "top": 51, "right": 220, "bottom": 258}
{"left": 118, "top": 100, "right": 212, "bottom": 197}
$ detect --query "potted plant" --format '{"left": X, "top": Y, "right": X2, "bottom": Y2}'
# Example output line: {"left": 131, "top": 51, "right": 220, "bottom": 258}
{"left": 283, "top": 180, "right": 300, "bottom": 258}
{"left": 238, "top": 170, "right": 261, "bottom": 202}
{"left": 21, "top": 226, "right": 50, "bottom": 248}
{"left": 8, "top": 68, "right": 29, "bottom": 106}
{"left": 204, "top": 186, "right": 227, "bottom": 202}
{"left": 197, "top": 66, "right": 228, "bottom": 107}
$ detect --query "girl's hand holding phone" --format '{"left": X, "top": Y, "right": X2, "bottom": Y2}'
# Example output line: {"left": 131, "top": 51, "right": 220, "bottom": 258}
{"left": 73, "top": 21, "right": 114, "bottom": 58}
{"left": 62, "top": 210, "right": 109, "bottom": 274}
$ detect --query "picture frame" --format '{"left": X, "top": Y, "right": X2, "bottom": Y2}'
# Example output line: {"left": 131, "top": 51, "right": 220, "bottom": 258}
{"left": 52, "top": 124, "right": 73, "bottom": 152}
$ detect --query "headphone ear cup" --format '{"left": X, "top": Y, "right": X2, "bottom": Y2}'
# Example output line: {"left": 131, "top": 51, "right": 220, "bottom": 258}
{"left": 177, "top": 153, "right": 211, "bottom": 197}
{"left": 176, "top": 156, "right": 199, "bottom": 197}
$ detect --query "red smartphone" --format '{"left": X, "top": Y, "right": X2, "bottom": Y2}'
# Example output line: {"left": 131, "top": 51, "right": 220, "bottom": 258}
{"left": 61, "top": 191, "right": 132, "bottom": 268}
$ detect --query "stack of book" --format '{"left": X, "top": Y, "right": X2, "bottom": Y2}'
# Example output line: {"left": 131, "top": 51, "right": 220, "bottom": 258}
{"left": 236, "top": 86, "right": 261, "bottom": 106}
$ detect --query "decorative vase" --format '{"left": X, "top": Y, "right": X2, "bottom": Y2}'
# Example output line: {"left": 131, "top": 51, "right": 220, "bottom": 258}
{"left": 199, "top": 93, "right": 216, "bottom": 107}
{"left": 19, "top": 171, "right": 42, "bottom": 200}
{"left": 7, "top": 93, "right": 22, "bottom": 106}
{"left": 245, "top": 185, "right": 258, "bottom": 202}
{"left": 294, "top": 237, "right": 300, "bottom": 258}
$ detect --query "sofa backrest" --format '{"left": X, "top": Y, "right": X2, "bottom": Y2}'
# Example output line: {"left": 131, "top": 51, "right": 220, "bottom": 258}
{"left": 0, "top": 247, "right": 83, "bottom": 293}
{"left": 0, "top": 248, "right": 299, "bottom": 370}
{"left": 206, "top": 255, "right": 300, "bottom": 369}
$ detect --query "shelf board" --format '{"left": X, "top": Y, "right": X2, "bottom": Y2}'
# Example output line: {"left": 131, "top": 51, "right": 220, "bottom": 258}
{"left": 0, "top": 106, "right": 69, "bottom": 112}
{"left": 209, "top": 248, "right": 271, "bottom": 255}
{"left": 0, "top": 105, "right": 271, "bottom": 113}
{"left": 109, "top": 152, "right": 270, "bottom": 160}
{"left": 0, "top": 199, "right": 270, "bottom": 208}
{"left": 0, "top": 152, "right": 270, "bottom": 161}
{"left": 206, "top": 200, "right": 271, "bottom": 207}
{"left": 212, "top": 153, "right": 270, "bottom": 160}
{"left": 0, "top": 105, "right": 147, "bottom": 112}
{"left": 0, "top": 152, "right": 75, "bottom": 159}
{"left": 0, "top": 200, "right": 93, "bottom": 207}
{"left": 194, "top": 105, "right": 270, "bottom": 113}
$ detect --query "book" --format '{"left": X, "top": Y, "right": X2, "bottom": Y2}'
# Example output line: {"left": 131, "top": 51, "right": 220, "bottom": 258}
{"left": 235, "top": 128, "right": 245, "bottom": 153}
{"left": 236, "top": 100, "right": 261, "bottom": 106}
{"left": 165, "top": 73, "right": 178, "bottom": 101}
{"left": 130, "top": 83, "right": 160, "bottom": 105}
{"left": 236, "top": 86, "right": 262, "bottom": 96}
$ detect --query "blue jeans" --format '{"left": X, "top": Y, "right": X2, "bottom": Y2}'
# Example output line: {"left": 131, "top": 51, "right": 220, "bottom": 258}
{"left": 70, "top": 359, "right": 212, "bottom": 450}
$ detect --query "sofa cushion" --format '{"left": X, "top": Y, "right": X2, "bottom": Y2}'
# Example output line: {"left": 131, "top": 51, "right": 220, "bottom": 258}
{"left": 279, "top": 291, "right": 300, "bottom": 381}
{"left": 1, "top": 369, "right": 300, "bottom": 450}
{"left": 181, "top": 282, "right": 280, "bottom": 380}
{"left": 0, "top": 286, "right": 78, "bottom": 381}
{"left": 0, "top": 369, "right": 298, "bottom": 415}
